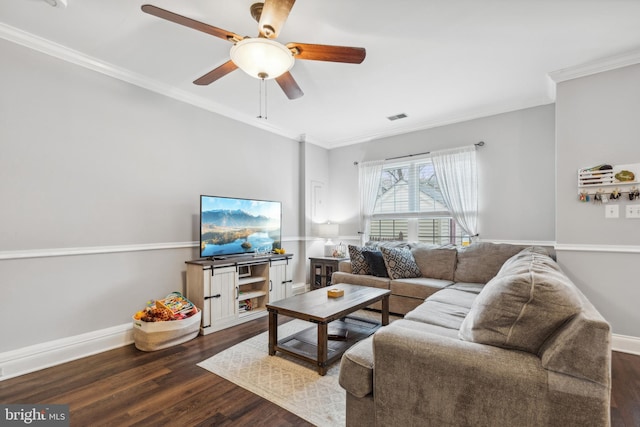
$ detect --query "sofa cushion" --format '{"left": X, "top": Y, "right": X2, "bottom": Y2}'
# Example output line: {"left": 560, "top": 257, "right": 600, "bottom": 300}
{"left": 380, "top": 247, "right": 421, "bottom": 279}
{"left": 446, "top": 282, "right": 485, "bottom": 295}
{"left": 390, "top": 278, "right": 453, "bottom": 300}
{"left": 427, "top": 288, "right": 478, "bottom": 310}
{"left": 332, "top": 271, "right": 390, "bottom": 289}
{"left": 454, "top": 242, "right": 525, "bottom": 283}
{"left": 411, "top": 245, "right": 457, "bottom": 281}
{"left": 362, "top": 250, "right": 389, "bottom": 277}
{"left": 339, "top": 319, "right": 459, "bottom": 398}
{"left": 459, "top": 248, "right": 582, "bottom": 354}
{"left": 366, "top": 240, "right": 414, "bottom": 249}
{"left": 498, "top": 245, "right": 554, "bottom": 274}
{"left": 405, "top": 291, "right": 473, "bottom": 330}
{"left": 348, "top": 245, "right": 377, "bottom": 275}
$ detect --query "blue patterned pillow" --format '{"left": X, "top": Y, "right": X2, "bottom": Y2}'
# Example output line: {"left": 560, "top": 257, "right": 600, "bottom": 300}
{"left": 348, "top": 245, "right": 376, "bottom": 275}
{"left": 380, "top": 246, "right": 422, "bottom": 279}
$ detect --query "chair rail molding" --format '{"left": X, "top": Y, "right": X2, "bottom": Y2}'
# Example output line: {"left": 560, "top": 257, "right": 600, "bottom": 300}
{"left": 0, "top": 236, "right": 305, "bottom": 261}
{"left": 0, "top": 242, "right": 198, "bottom": 260}
{"left": 555, "top": 243, "right": 640, "bottom": 254}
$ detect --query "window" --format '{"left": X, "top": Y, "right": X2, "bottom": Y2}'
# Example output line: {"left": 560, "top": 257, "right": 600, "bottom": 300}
{"left": 369, "top": 158, "right": 464, "bottom": 245}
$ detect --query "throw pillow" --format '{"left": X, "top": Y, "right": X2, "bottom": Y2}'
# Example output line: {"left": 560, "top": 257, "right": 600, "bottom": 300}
{"left": 459, "top": 250, "right": 582, "bottom": 355}
{"left": 362, "top": 250, "right": 389, "bottom": 277}
{"left": 380, "top": 246, "right": 422, "bottom": 280}
{"left": 348, "top": 245, "right": 376, "bottom": 275}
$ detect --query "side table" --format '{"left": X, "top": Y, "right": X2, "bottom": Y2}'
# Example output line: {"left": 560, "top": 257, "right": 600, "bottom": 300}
{"left": 309, "top": 256, "right": 348, "bottom": 290}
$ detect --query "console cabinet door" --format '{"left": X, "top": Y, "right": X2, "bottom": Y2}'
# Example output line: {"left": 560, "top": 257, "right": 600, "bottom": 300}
{"left": 205, "top": 266, "right": 237, "bottom": 331}
{"left": 269, "top": 260, "right": 292, "bottom": 302}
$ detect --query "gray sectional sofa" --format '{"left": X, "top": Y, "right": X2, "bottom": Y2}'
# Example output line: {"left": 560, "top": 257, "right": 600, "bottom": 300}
{"left": 335, "top": 242, "right": 612, "bottom": 426}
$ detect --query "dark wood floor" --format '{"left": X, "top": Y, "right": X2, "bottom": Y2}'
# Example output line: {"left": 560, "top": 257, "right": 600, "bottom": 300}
{"left": 1, "top": 315, "right": 639, "bottom": 426}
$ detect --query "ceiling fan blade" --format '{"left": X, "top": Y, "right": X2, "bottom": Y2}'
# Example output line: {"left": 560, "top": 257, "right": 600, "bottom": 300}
{"left": 141, "top": 4, "right": 243, "bottom": 43}
{"left": 193, "top": 60, "right": 238, "bottom": 85}
{"left": 286, "top": 43, "right": 366, "bottom": 64}
{"left": 275, "top": 72, "right": 304, "bottom": 99}
{"left": 258, "top": 0, "right": 296, "bottom": 39}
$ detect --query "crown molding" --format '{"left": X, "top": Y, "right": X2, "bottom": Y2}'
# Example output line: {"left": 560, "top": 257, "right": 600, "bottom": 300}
{"left": 0, "top": 22, "right": 558, "bottom": 151}
{"left": 6, "top": 22, "right": 638, "bottom": 151}
{"left": 0, "top": 23, "right": 301, "bottom": 142}
{"left": 548, "top": 48, "right": 640, "bottom": 83}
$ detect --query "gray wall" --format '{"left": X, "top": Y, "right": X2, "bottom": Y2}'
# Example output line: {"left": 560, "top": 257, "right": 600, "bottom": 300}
{"left": 556, "top": 63, "right": 640, "bottom": 337}
{"left": 328, "top": 105, "right": 556, "bottom": 243}
{"left": 0, "top": 39, "right": 303, "bottom": 352}
{"left": 3, "top": 32, "right": 637, "bottom": 357}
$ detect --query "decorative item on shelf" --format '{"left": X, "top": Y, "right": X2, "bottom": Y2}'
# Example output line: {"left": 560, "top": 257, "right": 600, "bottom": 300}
{"left": 577, "top": 163, "right": 639, "bottom": 203}
{"left": 333, "top": 242, "right": 347, "bottom": 258}
{"left": 318, "top": 222, "right": 339, "bottom": 257}
{"left": 578, "top": 164, "right": 614, "bottom": 186}
{"left": 615, "top": 170, "right": 635, "bottom": 182}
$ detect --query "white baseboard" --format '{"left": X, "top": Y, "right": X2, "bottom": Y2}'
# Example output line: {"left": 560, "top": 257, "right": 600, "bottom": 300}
{"left": 612, "top": 333, "right": 640, "bottom": 356}
{"left": 1, "top": 322, "right": 637, "bottom": 382}
{"left": 292, "top": 282, "right": 308, "bottom": 295}
{"left": 0, "top": 323, "right": 133, "bottom": 381}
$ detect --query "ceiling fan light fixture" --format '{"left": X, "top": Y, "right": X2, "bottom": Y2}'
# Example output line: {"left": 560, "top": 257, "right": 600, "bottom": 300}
{"left": 230, "top": 38, "right": 294, "bottom": 80}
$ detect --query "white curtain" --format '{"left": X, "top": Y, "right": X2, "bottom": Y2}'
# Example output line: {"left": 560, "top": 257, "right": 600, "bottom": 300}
{"left": 358, "top": 160, "right": 384, "bottom": 245}
{"left": 431, "top": 145, "right": 479, "bottom": 239}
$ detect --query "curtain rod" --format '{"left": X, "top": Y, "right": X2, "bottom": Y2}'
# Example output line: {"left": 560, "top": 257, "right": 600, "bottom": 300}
{"left": 353, "top": 141, "right": 484, "bottom": 166}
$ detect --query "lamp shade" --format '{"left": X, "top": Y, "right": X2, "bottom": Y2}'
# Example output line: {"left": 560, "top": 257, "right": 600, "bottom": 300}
{"left": 318, "top": 223, "right": 339, "bottom": 238}
{"left": 230, "top": 38, "right": 294, "bottom": 80}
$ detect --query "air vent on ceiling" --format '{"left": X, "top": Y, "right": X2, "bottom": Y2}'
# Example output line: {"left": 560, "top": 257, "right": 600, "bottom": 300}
{"left": 43, "top": 0, "right": 67, "bottom": 7}
{"left": 387, "top": 113, "right": 408, "bottom": 121}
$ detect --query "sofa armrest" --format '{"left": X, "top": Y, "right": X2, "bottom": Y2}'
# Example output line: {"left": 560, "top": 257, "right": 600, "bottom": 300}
{"left": 338, "top": 260, "right": 352, "bottom": 273}
{"left": 372, "top": 322, "right": 610, "bottom": 426}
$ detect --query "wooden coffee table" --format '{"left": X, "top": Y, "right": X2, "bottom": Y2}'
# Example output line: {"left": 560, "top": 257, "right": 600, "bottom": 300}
{"left": 266, "top": 283, "right": 390, "bottom": 375}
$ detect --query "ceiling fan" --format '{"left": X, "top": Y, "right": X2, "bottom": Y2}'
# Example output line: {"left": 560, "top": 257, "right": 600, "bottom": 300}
{"left": 141, "top": 1, "right": 366, "bottom": 100}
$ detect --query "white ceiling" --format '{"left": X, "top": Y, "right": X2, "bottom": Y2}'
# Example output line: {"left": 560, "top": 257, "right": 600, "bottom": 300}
{"left": 2, "top": 0, "right": 640, "bottom": 148}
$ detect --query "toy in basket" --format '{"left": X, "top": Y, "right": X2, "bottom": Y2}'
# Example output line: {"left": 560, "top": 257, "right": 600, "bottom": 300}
{"left": 132, "top": 292, "right": 201, "bottom": 351}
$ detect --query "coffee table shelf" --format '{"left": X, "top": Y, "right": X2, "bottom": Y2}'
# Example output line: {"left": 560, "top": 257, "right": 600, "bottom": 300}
{"left": 267, "top": 283, "right": 390, "bottom": 375}
{"left": 277, "top": 316, "right": 381, "bottom": 366}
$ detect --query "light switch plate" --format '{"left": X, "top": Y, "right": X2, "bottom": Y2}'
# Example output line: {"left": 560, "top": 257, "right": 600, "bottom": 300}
{"left": 626, "top": 205, "right": 640, "bottom": 219}
{"left": 605, "top": 205, "right": 619, "bottom": 219}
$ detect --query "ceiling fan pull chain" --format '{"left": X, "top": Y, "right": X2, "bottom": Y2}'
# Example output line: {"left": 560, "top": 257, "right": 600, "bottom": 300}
{"left": 258, "top": 78, "right": 264, "bottom": 119}
{"left": 257, "top": 77, "right": 268, "bottom": 120}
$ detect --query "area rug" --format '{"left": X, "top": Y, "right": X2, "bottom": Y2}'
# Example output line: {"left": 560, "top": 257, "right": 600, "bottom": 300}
{"left": 198, "top": 319, "right": 346, "bottom": 426}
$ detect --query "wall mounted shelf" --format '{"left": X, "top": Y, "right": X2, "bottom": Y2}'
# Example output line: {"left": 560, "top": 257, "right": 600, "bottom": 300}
{"left": 578, "top": 163, "right": 639, "bottom": 195}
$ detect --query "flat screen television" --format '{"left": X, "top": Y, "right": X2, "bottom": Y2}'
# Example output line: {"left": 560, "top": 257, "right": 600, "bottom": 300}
{"left": 200, "top": 195, "right": 282, "bottom": 258}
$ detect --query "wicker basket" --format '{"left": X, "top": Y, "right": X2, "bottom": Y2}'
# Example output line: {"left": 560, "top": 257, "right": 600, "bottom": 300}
{"left": 132, "top": 309, "right": 201, "bottom": 352}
